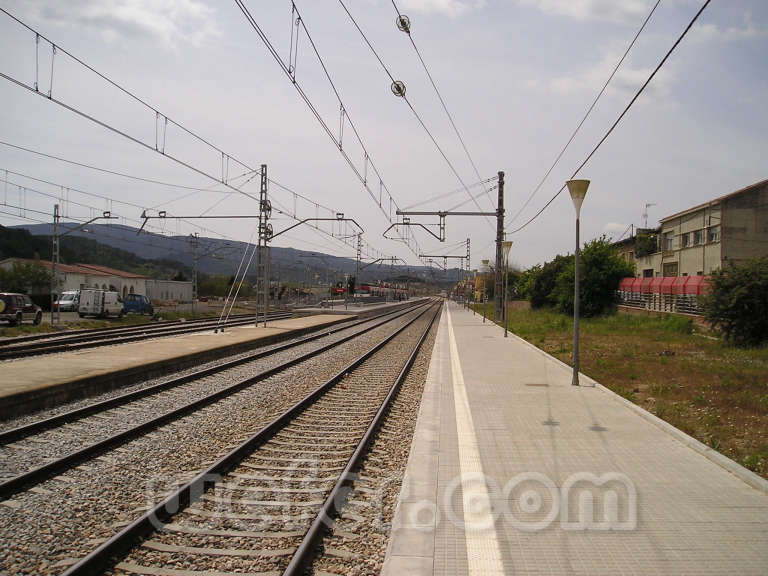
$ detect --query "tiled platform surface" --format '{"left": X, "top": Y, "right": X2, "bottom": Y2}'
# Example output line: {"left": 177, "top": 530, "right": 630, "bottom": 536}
{"left": 383, "top": 301, "right": 768, "bottom": 575}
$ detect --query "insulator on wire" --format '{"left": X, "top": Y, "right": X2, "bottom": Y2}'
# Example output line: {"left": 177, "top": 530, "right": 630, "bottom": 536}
{"left": 396, "top": 14, "right": 410, "bottom": 33}
{"left": 391, "top": 80, "right": 406, "bottom": 98}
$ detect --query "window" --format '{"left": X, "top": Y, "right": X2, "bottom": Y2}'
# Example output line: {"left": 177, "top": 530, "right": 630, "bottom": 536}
{"left": 681, "top": 233, "right": 690, "bottom": 248}
{"left": 643, "top": 268, "right": 654, "bottom": 278}
{"left": 663, "top": 262, "right": 679, "bottom": 277}
{"left": 663, "top": 232, "right": 674, "bottom": 251}
{"left": 708, "top": 226, "right": 720, "bottom": 243}
{"left": 693, "top": 230, "right": 704, "bottom": 245}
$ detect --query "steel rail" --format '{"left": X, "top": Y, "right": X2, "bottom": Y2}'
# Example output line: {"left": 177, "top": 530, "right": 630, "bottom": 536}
{"left": 0, "top": 313, "right": 293, "bottom": 359}
{"left": 0, "top": 301, "right": 432, "bottom": 499}
{"left": 284, "top": 300, "right": 441, "bottom": 574}
{"left": 0, "top": 312, "right": 263, "bottom": 347}
{"left": 60, "top": 298, "right": 440, "bottom": 576}
{"left": 0, "top": 300, "right": 426, "bottom": 445}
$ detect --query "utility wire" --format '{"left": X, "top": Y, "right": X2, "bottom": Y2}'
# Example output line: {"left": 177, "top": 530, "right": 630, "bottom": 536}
{"left": 506, "top": 0, "right": 662, "bottom": 228}
{"left": 233, "top": 0, "right": 424, "bottom": 261}
{"left": 338, "top": 0, "right": 493, "bottom": 228}
{"left": 0, "top": 140, "right": 242, "bottom": 194}
{"left": 401, "top": 176, "right": 495, "bottom": 211}
{"left": 389, "top": 0, "right": 494, "bottom": 210}
{"left": 508, "top": 0, "right": 710, "bottom": 236}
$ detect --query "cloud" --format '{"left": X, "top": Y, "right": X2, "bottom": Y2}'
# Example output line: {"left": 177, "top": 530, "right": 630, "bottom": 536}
{"left": 692, "top": 12, "right": 768, "bottom": 43}
{"left": 518, "top": 0, "right": 653, "bottom": 24}
{"left": 539, "top": 52, "right": 675, "bottom": 100}
{"left": 11, "top": 0, "right": 220, "bottom": 49}
{"left": 399, "top": 0, "right": 485, "bottom": 18}
{"left": 603, "top": 222, "right": 631, "bottom": 237}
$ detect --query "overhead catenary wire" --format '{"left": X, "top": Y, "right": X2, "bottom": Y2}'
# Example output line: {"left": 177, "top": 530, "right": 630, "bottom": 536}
{"left": 233, "top": 0, "right": 425, "bottom": 261}
{"left": 508, "top": 0, "right": 711, "bottom": 236}
{"left": 0, "top": 8, "right": 371, "bottom": 262}
{"left": 389, "top": 0, "right": 495, "bottom": 211}
{"left": 506, "top": 0, "right": 662, "bottom": 228}
{"left": 401, "top": 176, "right": 496, "bottom": 211}
{"left": 337, "top": 0, "right": 494, "bottom": 228}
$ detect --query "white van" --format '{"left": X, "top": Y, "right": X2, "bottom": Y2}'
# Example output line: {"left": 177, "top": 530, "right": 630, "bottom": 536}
{"left": 78, "top": 289, "right": 124, "bottom": 318}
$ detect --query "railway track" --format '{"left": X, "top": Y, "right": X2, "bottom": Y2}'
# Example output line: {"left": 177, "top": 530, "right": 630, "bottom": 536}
{"left": 0, "top": 300, "right": 433, "bottom": 499}
{"left": 0, "top": 312, "right": 293, "bottom": 360}
{"left": 60, "top": 299, "right": 442, "bottom": 576}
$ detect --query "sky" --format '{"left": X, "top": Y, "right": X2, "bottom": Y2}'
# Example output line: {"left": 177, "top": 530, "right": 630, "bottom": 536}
{"left": 0, "top": 0, "right": 766, "bottom": 272}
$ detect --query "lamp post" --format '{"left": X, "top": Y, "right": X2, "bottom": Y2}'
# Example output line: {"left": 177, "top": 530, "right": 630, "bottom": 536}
{"left": 481, "top": 259, "right": 489, "bottom": 323}
{"left": 567, "top": 179, "right": 590, "bottom": 386}
{"left": 502, "top": 240, "right": 513, "bottom": 338}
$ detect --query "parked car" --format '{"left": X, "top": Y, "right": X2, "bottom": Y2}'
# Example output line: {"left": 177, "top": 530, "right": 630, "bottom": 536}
{"left": 0, "top": 292, "right": 43, "bottom": 326}
{"left": 123, "top": 293, "right": 154, "bottom": 315}
{"left": 78, "top": 289, "right": 124, "bottom": 318}
{"left": 53, "top": 290, "right": 80, "bottom": 312}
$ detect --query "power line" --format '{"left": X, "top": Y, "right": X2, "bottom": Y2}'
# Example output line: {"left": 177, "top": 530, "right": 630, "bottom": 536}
{"left": 0, "top": 140, "right": 243, "bottom": 194}
{"left": 338, "top": 0, "right": 494, "bottom": 228}
{"left": 508, "top": 0, "right": 711, "bottom": 236}
{"left": 389, "top": 0, "right": 495, "bottom": 211}
{"left": 506, "top": 0, "right": 662, "bottom": 228}
{"left": 0, "top": 170, "right": 242, "bottom": 242}
{"left": 401, "top": 176, "right": 495, "bottom": 211}
{"left": 233, "top": 0, "right": 424, "bottom": 261}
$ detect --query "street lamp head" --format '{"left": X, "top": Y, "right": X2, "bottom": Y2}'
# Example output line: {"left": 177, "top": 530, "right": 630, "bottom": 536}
{"left": 502, "top": 240, "right": 513, "bottom": 259}
{"left": 566, "top": 179, "right": 590, "bottom": 217}
{"left": 336, "top": 212, "right": 344, "bottom": 220}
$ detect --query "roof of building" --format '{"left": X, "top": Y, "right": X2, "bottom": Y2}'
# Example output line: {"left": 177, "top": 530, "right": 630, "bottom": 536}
{"left": 74, "top": 264, "right": 146, "bottom": 279}
{"left": 660, "top": 178, "right": 768, "bottom": 223}
{"left": 0, "top": 257, "right": 110, "bottom": 276}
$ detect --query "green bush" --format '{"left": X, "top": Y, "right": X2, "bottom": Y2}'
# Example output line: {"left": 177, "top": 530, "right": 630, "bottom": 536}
{"left": 530, "top": 254, "right": 573, "bottom": 309}
{"left": 702, "top": 258, "right": 768, "bottom": 347}
{"left": 553, "top": 236, "right": 635, "bottom": 317}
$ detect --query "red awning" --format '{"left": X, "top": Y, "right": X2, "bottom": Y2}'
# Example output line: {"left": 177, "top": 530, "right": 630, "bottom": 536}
{"left": 640, "top": 277, "right": 655, "bottom": 293}
{"left": 671, "top": 276, "right": 690, "bottom": 295}
{"left": 649, "top": 278, "right": 664, "bottom": 294}
{"left": 683, "top": 276, "right": 711, "bottom": 295}
{"left": 619, "top": 277, "right": 635, "bottom": 291}
{"left": 660, "top": 277, "right": 676, "bottom": 294}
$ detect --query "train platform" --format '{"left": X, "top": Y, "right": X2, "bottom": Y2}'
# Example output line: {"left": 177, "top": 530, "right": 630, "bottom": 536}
{"left": 294, "top": 297, "right": 422, "bottom": 317}
{"left": 0, "top": 314, "right": 351, "bottom": 419}
{"left": 383, "top": 301, "right": 768, "bottom": 575}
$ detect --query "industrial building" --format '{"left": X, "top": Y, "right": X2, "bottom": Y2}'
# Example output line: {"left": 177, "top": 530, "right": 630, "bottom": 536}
{"left": 617, "top": 178, "right": 768, "bottom": 278}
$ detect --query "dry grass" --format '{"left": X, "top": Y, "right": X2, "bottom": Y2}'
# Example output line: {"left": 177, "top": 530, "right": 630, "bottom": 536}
{"left": 474, "top": 303, "right": 768, "bottom": 478}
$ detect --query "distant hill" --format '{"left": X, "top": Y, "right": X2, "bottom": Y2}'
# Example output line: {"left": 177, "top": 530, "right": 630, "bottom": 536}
{"left": 7, "top": 223, "right": 460, "bottom": 285}
{"left": 0, "top": 225, "right": 193, "bottom": 280}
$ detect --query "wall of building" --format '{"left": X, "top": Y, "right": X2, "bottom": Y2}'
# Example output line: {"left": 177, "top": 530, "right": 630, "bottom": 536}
{"left": 145, "top": 279, "right": 193, "bottom": 302}
{"left": 722, "top": 181, "right": 768, "bottom": 267}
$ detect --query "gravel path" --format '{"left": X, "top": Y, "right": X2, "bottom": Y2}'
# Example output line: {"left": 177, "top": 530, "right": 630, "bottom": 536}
{"left": 309, "top": 308, "right": 440, "bottom": 575}
{"left": 0, "top": 303, "right": 433, "bottom": 576}
{"left": 0, "top": 312, "right": 382, "bottom": 434}
{"left": 0, "top": 308, "right": 421, "bottom": 481}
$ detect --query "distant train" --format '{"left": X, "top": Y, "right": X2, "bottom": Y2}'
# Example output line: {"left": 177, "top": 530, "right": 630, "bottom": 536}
{"left": 331, "top": 281, "right": 408, "bottom": 300}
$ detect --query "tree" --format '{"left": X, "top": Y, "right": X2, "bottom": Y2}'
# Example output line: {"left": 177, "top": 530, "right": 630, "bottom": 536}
{"left": 0, "top": 260, "right": 51, "bottom": 294}
{"left": 530, "top": 254, "right": 573, "bottom": 309}
{"left": 635, "top": 232, "right": 658, "bottom": 258}
{"left": 702, "top": 258, "right": 768, "bottom": 347}
{"left": 553, "top": 236, "right": 635, "bottom": 317}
